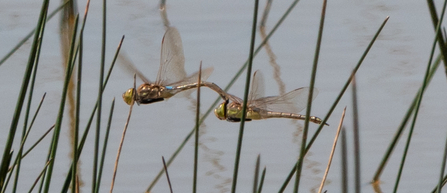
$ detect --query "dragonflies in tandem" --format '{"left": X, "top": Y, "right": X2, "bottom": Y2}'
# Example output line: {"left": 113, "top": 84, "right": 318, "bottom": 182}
{"left": 122, "top": 27, "right": 227, "bottom": 105}
{"left": 214, "top": 70, "right": 328, "bottom": 125}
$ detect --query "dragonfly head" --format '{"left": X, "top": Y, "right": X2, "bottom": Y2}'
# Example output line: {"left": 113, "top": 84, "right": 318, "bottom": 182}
{"left": 214, "top": 101, "right": 227, "bottom": 120}
{"left": 122, "top": 88, "right": 135, "bottom": 105}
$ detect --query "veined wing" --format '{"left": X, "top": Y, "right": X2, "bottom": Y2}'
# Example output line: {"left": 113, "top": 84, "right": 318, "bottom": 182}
{"left": 251, "top": 87, "right": 319, "bottom": 114}
{"left": 156, "top": 26, "right": 187, "bottom": 86}
{"left": 227, "top": 92, "right": 244, "bottom": 104}
{"left": 118, "top": 51, "right": 151, "bottom": 84}
{"left": 248, "top": 70, "right": 265, "bottom": 105}
{"left": 168, "top": 67, "right": 214, "bottom": 87}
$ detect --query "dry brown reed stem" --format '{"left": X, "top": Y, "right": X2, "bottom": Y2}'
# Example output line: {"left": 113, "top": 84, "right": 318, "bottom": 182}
{"left": 162, "top": 156, "right": 174, "bottom": 193}
{"left": 110, "top": 75, "right": 136, "bottom": 193}
{"left": 317, "top": 107, "right": 346, "bottom": 193}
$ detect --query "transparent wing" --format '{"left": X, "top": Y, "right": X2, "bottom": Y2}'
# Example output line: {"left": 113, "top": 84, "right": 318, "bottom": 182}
{"left": 251, "top": 87, "right": 319, "bottom": 113}
{"left": 156, "top": 26, "right": 187, "bottom": 86}
{"left": 168, "top": 67, "right": 213, "bottom": 87}
{"left": 227, "top": 93, "right": 244, "bottom": 104}
{"left": 118, "top": 51, "right": 151, "bottom": 83}
{"left": 248, "top": 70, "right": 265, "bottom": 105}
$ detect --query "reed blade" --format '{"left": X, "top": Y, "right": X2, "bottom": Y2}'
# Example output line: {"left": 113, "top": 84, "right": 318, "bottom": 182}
{"left": 295, "top": 0, "right": 327, "bottom": 191}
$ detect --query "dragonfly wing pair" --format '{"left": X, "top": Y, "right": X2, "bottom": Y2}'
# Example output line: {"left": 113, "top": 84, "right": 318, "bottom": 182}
{"left": 122, "top": 27, "right": 213, "bottom": 105}
{"left": 215, "top": 70, "right": 326, "bottom": 125}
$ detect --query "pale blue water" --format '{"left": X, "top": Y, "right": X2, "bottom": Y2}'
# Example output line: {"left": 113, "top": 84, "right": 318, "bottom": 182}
{"left": 1, "top": 0, "right": 447, "bottom": 192}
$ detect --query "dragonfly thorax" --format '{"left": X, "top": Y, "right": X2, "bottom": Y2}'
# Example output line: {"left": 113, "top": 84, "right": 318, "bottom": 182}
{"left": 137, "top": 84, "right": 173, "bottom": 104}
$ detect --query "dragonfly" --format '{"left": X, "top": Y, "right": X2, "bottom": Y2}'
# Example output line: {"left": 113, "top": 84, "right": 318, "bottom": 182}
{"left": 214, "top": 70, "right": 328, "bottom": 125}
{"left": 122, "top": 26, "right": 228, "bottom": 105}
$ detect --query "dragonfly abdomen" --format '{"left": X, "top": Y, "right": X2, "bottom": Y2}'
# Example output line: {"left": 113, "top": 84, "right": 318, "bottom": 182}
{"left": 266, "top": 112, "right": 326, "bottom": 125}
{"left": 174, "top": 83, "right": 199, "bottom": 91}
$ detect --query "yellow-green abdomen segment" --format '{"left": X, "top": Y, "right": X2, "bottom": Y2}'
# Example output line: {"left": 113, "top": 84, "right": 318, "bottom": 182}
{"left": 266, "top": 111, "right": 326, "bottom": 125}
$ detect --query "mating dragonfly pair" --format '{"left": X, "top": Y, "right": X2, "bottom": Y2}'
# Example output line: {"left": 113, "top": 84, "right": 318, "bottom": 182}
{"left": 122, "top": 27, "right": 328, "bottom": 126}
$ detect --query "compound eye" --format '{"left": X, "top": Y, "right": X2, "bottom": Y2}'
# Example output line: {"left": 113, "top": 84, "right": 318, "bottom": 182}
{"left": 122, "top": 88, "right": 135, "bottom": 105}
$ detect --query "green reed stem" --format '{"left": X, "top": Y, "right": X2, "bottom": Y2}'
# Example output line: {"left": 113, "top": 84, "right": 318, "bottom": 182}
{"left": 0, "top": 0, "right": 49, "bottom": 190}
{"left": 193, "top": 64, "right": 202, "bottom": 193}
{"left": 23, "top": 126, "right": 54, "bottom": 159}
{"left": 61, "top": 35, "right": 124, "bottom": 193}
{"left": 392, "top": 1, "right": 447, "bottom": 192}
{"left": 279, "top": 16, "right": 389, "bottom": 192}
{"left": 231, "top": 1, "right": 258, "bottom": 192}
{"left": 73, "top": 0, "right": 86, "bottom": 190}
{"left": 253, "top": 155, "right": 260, "bottom": 193}
{"left": 93, "top": 0, "right": 107, "bottom": 191}
{"left": 43, "top": 14, "right": 79, "bottom": 193}
{"left": 258, "top": 167, "right": 266, "bottom": 193}
{"left": 95, "top": 99, "right": 114, "bottom": 193}
{"left": 350, "top": 75, "right": 361, "bottom": 193}
{"left": 427, "top": 0, "right": 447, "bottom": 72}
{"left": 435, "top": 129, "right": 447, "bottom": 193}
{"left": 433, "top": 28, "right": 447, "bottom": 193}
{"left": 294, "top": 0, "right": 327, "bottom": 191}
{"left": 70, "top": 0, "right": 89, "bottom": 191}
{"left": 146, "top": 0, "right": 304, "bottom": 191}
{"left": 340, "top": 128, "right": 348, "bottom": 193}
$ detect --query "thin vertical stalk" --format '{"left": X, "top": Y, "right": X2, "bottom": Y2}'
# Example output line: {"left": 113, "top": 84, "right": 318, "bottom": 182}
{"left": 435, "top": 130, "right": 447, "bottom": 193}
{"left": 93, "top": 0, "right": 107, "bottom": 191}
{"left": 43, "top": 14, "right": 79, "bottom": 193}
{"left": 340, "top": 128, "right": 348, "bottom": 193}
{"left": 110, "top": 75, "right": 135, "bottom": 193}
{"left": 257, "top": 167, "right": 266, "bottom": 193}
{"left": 393, "top": 1, "right": 447, "bottom": 192}
{"left": 95, "top": 99, "right": 115, "bottom": 193}
{"left": 231, "top": 0, "right": 258, "bottom": 192}
{"left": 351, "top": 75, "right": 361, "bottom": 193}
{"left": 317, "top": 107, "right": 346, "bottom": 193}
{"left": 162, "top": 157, "right": 174, "bottom": 193}
{"left": 73, "top": 0, "right": 90, "bottom": 191}
{"left": 193, "top": 63, "right": 202, "bottom": 193}
{"left": 294, "top": 0, "right": 327, "bottom": 191}
{"left": 426, "top": 0, "right": 447, "bottom": 72}
{"left": 253, "top": 155, "right": 260, "bottom": 193}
